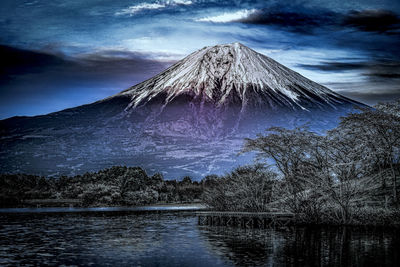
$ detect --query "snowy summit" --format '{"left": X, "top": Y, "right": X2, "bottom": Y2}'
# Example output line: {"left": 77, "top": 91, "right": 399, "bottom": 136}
{"left": 119, "top": 42, "right": 356, "bottom": 111}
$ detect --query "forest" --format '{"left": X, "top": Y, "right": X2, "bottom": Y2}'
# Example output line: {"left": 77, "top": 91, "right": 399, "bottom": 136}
{"left": 1, "top": 100, "right": 399, "bottom": 225}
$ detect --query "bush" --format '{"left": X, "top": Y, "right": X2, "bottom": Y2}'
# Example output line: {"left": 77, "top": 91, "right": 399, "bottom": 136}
{"left": 202, "top": 165, "right": 277, "bottom": 212}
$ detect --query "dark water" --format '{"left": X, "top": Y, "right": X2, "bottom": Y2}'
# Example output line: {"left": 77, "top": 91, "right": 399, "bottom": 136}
{"left": 0, "top": 208, "right": 399, "bottom": 267}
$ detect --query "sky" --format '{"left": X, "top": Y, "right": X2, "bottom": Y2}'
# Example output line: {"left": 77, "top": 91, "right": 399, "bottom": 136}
{"left": 0, "top": 0, "right": 399, "bottom": 119}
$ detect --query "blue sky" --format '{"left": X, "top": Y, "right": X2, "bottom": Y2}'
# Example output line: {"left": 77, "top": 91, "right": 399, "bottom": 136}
{"left": 0, "top": 0, "right": 399, "bottom": 119}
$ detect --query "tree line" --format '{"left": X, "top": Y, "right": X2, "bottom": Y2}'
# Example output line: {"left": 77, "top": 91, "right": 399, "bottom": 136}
{"left": 0, "top": 166, "right": 203, "bottom": 207}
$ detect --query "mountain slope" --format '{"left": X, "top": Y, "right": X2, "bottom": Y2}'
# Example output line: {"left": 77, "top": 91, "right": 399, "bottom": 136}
{"left": 0, "top": 43, "right": 364, "bottom": 178}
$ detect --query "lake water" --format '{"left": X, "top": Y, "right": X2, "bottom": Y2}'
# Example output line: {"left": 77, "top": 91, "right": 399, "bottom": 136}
{"left": 0, "top": 207, "right": 399, "bottom": 266}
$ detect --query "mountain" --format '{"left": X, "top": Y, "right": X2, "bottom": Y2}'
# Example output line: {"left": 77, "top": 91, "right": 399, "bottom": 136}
{"left": 0, "top": 43, "right": 363, "bottom": 179}
{"left": 120, "top": 42, "right": 352, "bottom": 111}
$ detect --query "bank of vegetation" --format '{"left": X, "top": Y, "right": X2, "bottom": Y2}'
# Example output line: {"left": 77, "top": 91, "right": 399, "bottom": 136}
{"left": 0, "top": 167, "right": 203, "bottom": 207}
{"left": 203, "top": 100, "right": 400, "bottom": 225}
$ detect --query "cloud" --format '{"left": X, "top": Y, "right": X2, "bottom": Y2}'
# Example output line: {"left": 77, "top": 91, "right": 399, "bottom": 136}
{"left": 342, "top": 9, "right": 400, "bottom": 33}
{"left": 115, "top": 3, "right": 166, "bottom": 15}
{"left": 194, "top": 4, "right": 339, "bottom": 34}
{"left": 196, "top": 9, "right": 257, "bottom": 23}
{"left": 298, "top": 60, "right": 400, "bottom": 80}
{"left": 200, "top": 5, "right": 400, "bottom": 36}
{"left": 115, "top": 0, "right": 192, "bottom": 16}
{"left": 364, "top": 62, "right": 400, "bottom": 79}
{"left": 336, "top": 87, "right": 400, "bottom": 106}
{"left": 170, "top": 0, "right": 192, "bottom": 5}
{"left": 0, "top": 45, "right": 175, "bottom": 82}
{"left": 0, "top": 45, "right": 65, "bottom": 78}
{"left": 235, "top": 6, "right": 337, "bottom": 34}
{"left": 0, "top": 45, "right": 176, "bottom": 119}
{"left": 298, "top": 62, "right": 366, "bottom": 72}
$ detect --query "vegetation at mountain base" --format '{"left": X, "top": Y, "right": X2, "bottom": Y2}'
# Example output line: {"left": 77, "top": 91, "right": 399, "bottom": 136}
{"left": 0, "top": 167, "right": 203, "bottom": 207}
{"left": 1, "top": 100, "right": 399, "bottom": 225}
{"left": 204, "top": 100, "right": 400, "bottom": 225}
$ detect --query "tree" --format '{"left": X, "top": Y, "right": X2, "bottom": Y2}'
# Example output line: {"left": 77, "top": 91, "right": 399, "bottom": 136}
{"left": 202, "top": 165, "right": 277, "bottom": 212}
{"left": 338, "top": 105, "right": 400, "bottom": 203}
{"left": 181, "top": 176, "right": 193, "bottom": 185}
{"left": 242, "top": 127, "right": 322, "bottom": 200}
{"left": 241, "top": 125, "right": 368, "bottom": 222}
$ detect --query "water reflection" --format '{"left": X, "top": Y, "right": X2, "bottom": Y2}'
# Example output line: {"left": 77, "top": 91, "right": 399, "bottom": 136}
{"left": 199, "top": 225, "right": 400, "bottom": 266}
{"left": 0, "top": 211, "right": 398, "bottom": 266}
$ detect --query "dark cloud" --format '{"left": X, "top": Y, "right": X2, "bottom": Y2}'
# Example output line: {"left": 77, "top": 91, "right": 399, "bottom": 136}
{"left": 340, "top": 89, "right": 400, "bottom": 105}
{"left": 227, "top": 5, "right": 400, "bottom": 69}
{"left": 0, "top": 45, "right": 175, "bottom": 83}
{"left": 236, "top": 5, "right": 337, "bottom": 34}
{"left": 0, "top": 45, "right": 65, "bottom": 79}
{"left": 235, "top": 5, "right": 400, "bottom": 36}
{"left": 0, "top": 45, "right": 175, "bottom": 119}
{"left": 342, "top": 10, "right": 400, "bottom": 34}
{"left": 364, "top": 61, "right": 400, "bottom": 79}
{"left": 298, "top": 60, "right": 400, "bottom": 80}
{"left": 367, "top": 73, "right": 400, "bottom": 79}
{"left": 298, "top": 62, "right": 366, "bottom": 72}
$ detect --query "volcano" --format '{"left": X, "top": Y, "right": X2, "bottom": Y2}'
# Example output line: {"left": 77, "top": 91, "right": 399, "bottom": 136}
{"left": 0, "top": 43, "right": 363, "bottom": 178}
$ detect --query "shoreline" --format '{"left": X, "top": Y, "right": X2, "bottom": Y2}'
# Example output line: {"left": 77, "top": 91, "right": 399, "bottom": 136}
{"left": 0, "top": 203, "right": 208, "bottom": 213}
{"left": 1, "top": 204, "right": 399, "bottom": 228}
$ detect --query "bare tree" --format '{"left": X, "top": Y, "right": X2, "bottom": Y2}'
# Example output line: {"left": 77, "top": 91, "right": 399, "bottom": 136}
{"left": 202, "top": 165, "right": 277, "bottom": 212}
{"left": 242, "top": 127, "right": 318, "bottom": 192}
{"left": 338, "top": 105, "right": 400, "bottom": 203}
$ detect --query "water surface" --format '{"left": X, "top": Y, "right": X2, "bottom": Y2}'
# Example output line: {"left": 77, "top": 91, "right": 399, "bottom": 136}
{"left": 0, "top": 209, "right": 398, "bottom": 266}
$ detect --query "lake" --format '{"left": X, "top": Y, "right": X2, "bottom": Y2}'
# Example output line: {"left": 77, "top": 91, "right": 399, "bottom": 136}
{"left": 0, "top": 207, "right": 398, "bottom": 266}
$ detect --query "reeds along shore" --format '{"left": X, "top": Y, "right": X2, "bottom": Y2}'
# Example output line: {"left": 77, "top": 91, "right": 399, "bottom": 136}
{"left": 201, "top": 165, "right": 400, "bottom": 226}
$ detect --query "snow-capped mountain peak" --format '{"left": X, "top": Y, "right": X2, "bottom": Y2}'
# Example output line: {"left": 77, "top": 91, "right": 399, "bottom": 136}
{"left": 118, "top": 42, "right": 352, "bottom": 111}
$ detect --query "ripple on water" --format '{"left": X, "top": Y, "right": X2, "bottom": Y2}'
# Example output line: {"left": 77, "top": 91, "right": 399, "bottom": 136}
{"left": 0, "top": 212, "right": 399, "bottom": 266}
